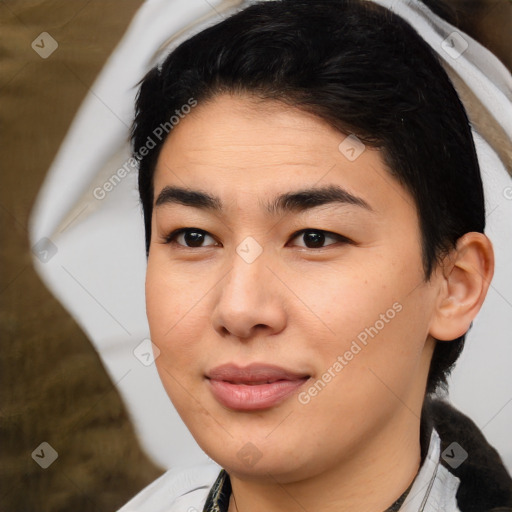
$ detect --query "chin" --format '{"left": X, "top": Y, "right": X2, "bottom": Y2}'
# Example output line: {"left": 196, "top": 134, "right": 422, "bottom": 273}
{"left": 201, "top": 434, "right": 313, "bottom": 482}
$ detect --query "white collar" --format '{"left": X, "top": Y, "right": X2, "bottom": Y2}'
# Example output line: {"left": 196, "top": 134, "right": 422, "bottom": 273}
{"left": 399, "top": 429, "right": 460, "bottom": 512}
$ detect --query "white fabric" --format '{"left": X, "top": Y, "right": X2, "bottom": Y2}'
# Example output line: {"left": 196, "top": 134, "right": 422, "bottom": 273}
{"left": 116, "top": 429, "right": 460, "bottom": 511}
{"left": 29, "top": 0, "right": 512, "bottom": 472}
{"left": 117, "top": 461, "right": 222, "bottom": 512}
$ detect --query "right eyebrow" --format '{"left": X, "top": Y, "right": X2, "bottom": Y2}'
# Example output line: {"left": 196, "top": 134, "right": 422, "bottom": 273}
{"left": 155, "top": 186, "right": 222, "bottom": 211}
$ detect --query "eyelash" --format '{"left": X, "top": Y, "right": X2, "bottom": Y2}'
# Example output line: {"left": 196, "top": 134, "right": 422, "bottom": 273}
{"left": 163, "top": 228, "right": 353, "bottom": 249}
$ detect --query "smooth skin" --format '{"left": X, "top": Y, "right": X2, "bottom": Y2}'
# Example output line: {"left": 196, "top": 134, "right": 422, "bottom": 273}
{"left": 145, "top": 94, "right": 494, "bottom": 512}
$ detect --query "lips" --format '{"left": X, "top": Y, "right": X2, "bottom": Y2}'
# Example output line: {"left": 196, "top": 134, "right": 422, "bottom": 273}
{"left": 206, "top": 363, "right": 310, "bottom": 410}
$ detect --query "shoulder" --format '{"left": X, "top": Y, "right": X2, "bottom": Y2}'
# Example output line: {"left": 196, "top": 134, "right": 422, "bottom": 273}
{"left": 116, "top": 461, "right": 223, "bottom": 512}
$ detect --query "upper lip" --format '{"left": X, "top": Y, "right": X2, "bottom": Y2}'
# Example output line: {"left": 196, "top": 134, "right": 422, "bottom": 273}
{"left": 206, "top": 363, "right": 310, "bottom": 384}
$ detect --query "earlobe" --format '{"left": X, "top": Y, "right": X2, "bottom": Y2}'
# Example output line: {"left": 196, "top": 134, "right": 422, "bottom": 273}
{"left": 429, "top": 232, "right": 494, "bottom": 341}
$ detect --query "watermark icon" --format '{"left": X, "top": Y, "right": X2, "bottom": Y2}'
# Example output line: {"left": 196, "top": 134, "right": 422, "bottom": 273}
{"left": 93, "top": 98, "right": 197, "bottom": 201}
{"left": 441, "top": 32, "right": 468, "bottom": 60}
{"left": 236, "top": 236, "right": 263, "bottom": 264}
{"left": 338, "top": 134, "right": 366, "bottom": 161}
{"left": 133, "top": 338, "right": 161, "bottom": 366}
{"left": 503, "top": 186, "right": 512, "bottom": 200}
{"left": 237, "top": 442, "right": 263, "bottom": 467}
{"left": 31, "top": 237, "right": 58, "bottom": 263}
{"left": 31, "top": 32, "right": 58, "bottom": 59}
{"left": 31, "top": 442, "right": 58, "bottom": 469}
{"left": 441, "top": 442, "right": 468, "bottom": 469}
{"left": 298, "top": 302, "right": 403, "bottom": 404}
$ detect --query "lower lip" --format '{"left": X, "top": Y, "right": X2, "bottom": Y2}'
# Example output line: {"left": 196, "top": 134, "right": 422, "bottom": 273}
{"left": 207, "top": 378, "right": 309, "bottom": 411}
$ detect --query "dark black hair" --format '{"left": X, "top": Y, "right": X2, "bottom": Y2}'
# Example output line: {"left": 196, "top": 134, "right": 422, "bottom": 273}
{"left": 132, "top": 0, "right": 485, "bottom": 394}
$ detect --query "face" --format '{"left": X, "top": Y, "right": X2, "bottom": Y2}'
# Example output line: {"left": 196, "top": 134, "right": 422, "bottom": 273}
{"left": 146, "top": 94, "right": 439, "bottom": 483}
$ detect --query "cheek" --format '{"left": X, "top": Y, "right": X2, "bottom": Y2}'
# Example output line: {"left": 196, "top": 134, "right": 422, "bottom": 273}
{"left": 146, "top": 260, "right": 212, "bottom": 416}
{"left": 291, "top": 261, "right": 402, "bottom": 341}
{"left": 294, "top": 250, "right": 431, "bottom": 376}
{"left": 145, "top": 256, "right": 209, "bottom": 370}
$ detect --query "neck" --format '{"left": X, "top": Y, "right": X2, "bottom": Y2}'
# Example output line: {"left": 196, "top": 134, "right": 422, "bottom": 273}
{"left": 228, "top": 410, "right": 422, "bottom": 512}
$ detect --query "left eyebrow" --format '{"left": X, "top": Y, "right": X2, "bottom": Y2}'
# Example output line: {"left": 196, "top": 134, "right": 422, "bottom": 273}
{"left": 265, "top": 185, "right": 373, "bottom": 215}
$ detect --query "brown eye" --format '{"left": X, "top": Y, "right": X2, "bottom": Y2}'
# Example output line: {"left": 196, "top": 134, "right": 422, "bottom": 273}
{"left": 290, "top": 229, "right": 350, "bottom": 248}
{"left": 166, "top": 228, "right": 218, "bottom": 247}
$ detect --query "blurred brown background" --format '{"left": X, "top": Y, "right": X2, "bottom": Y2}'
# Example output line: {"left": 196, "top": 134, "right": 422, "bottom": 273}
{"left": 0, "top": 2, "right": 161, "bottom": 511}
{"left": 0, "top": 1, "right": 510, "bottom": 511}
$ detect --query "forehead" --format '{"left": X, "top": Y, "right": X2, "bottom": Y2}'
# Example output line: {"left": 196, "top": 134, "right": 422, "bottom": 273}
{"left": 153, "top": 94, "right": 414, "bottom": 216}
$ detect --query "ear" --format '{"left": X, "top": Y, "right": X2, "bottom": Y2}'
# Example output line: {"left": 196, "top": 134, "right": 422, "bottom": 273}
{"left": 429, "top": 232, "right": 494, "bottom": 341}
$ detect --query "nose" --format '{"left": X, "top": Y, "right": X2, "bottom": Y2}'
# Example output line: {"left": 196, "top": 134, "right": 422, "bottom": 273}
{"left": 212, "top": 254, "right": 287, "bottom": 340}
